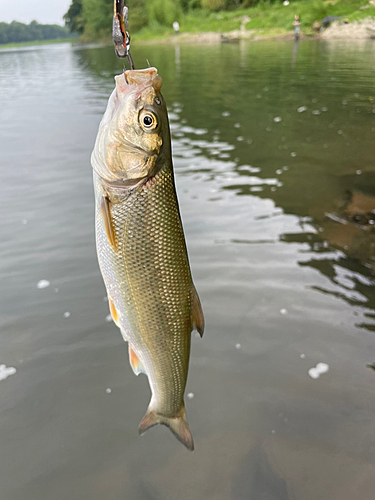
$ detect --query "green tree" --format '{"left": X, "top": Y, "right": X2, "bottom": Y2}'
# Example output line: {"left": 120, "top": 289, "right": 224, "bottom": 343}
{"left": 201, "top": 0, "right": 244, "bottom": 9}
{"left": 79, "top": 0, "right": 148, "bottom": 38}
{"left": 146, "top": 0, "right": 182, "bottom": 26}
{"left": 0, "top": 21, "right": 69, "bottom": 45}
{"left": 63, "top": 0, "right": 84, "bottom": 34}
{"left": 201, "top": 0, "right": 226, "bottom": 10}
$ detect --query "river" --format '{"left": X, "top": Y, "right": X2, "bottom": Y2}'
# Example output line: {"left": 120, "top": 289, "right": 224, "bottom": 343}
{"left": 1, "top": 39, "right": 375, "bottom": 499}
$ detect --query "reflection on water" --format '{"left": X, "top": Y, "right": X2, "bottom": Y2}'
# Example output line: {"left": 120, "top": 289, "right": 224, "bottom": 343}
{"left": 1, "top": 40, "right": 375, "bottom": 499}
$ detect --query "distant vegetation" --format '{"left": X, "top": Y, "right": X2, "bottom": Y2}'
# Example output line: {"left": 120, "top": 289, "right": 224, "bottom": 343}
{"left": 0, "top": 20, "right": 70, "bottom": 45}
{"left": 63, "top": 0, "right": 375, "bottom": 41}
{"left": 63, "top": 0, "right": 260, "bottom": 39}
{"left": 64, "top": 0, "right": 150, "bottom": 39}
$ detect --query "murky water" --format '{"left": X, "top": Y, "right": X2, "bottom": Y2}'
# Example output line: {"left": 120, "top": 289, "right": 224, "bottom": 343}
{"left": 1, "top": 39, "right": 375, "bottom": 499}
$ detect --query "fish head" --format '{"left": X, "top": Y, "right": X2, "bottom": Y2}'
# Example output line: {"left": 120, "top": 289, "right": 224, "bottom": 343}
{"left": 92, "top": 67, "right": 171, "bottom": 184}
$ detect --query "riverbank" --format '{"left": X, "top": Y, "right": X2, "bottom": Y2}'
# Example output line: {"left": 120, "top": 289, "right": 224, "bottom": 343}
{"left": 133, "top": 18, "right": 375, "bottom": 46}
{"left": 4, "top": 0, "right": 374, "bottom": 51}
{"left": 321, "top": 16, "right": 375, "bottom": 38}
{"left": 0, "top": 38, "right": 75, "bottom": 49}
{"left": 132, "top": 0, "right": 375, "bottom": 44}
{"left": 134, "top": 28, "right": 296, "bottom": 45}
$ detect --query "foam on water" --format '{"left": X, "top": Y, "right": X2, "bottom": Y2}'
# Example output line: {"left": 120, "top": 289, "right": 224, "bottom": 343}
{"left": 37, "top": 280, "right": 50, "bottom": 289}
{"left": 0, "top": 365, "right": 16, "bottom": 381}
{"left": 308, "top": 363, "right": 329, "bottom": 379}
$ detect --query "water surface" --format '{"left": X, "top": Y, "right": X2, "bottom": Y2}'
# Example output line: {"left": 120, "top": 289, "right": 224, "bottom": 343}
{"left": 1, "top": 39, "right": 375, "bottom": 500}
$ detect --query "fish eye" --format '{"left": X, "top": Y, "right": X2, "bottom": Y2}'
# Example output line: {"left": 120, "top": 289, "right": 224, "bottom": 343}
{"left": 140, "top": 110, "right": 158, "bottom": 131}
{"left": 143, "top": 115, "right": 153, "bottom": 127}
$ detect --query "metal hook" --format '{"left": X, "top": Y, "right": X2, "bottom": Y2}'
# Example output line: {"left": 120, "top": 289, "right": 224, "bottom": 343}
{"left": 113, "top": 0, "right": 134, "bottom": 69}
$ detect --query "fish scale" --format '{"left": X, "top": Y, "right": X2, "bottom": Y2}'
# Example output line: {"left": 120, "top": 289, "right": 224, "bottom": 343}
{"left": 96, "top": 166, "right": 192, "bottom": 417}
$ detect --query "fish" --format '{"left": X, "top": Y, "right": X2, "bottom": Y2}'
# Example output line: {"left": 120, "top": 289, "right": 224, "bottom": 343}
{"left": 91, "top": 67, "right": 204, "bottom": 451}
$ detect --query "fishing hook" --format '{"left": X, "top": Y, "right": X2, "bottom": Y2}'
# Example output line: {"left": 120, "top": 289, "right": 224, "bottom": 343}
{"left": 113, "top": 0, "right": 134, "bottom": 69}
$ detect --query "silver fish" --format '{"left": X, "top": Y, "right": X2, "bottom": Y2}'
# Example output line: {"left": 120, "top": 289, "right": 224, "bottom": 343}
{"left": 91, "top": 67, "right": 204, "bottom": 450}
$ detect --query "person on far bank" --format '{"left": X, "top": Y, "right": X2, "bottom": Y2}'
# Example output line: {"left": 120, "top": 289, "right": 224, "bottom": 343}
{"left": 173, "top": 21, "right": 180, "bottom": 35}
{"left": 293, "top": 15, "right": 301, "bottom": 40}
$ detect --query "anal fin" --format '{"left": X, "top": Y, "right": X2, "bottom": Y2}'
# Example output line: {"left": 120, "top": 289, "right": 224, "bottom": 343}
{"left": 191, "top": 285, "right": 204, "bottom": 337}
{"left": 129, "top": 345, "right": 146, "bottom": 376}
{"left": 101, "top": 195, "right": 117, "bottom": 251}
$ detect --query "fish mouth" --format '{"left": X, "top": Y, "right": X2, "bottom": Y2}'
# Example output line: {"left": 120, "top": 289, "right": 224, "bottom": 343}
{"left": 125, "top": 67, "right": 162, "bottom": 92}
{"left": 115, "top": 67, "right": 163, "bottom": 96}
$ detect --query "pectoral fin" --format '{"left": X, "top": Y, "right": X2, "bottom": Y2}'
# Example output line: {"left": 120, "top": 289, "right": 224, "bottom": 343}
{"left": 101, "top": 195, "right": 117, "bottom": 250}
{"left": 129, "top": 345, "right": 146, "bottom": 376}
{"left": 191, "top": 285, "right": 204, "bottom": 337}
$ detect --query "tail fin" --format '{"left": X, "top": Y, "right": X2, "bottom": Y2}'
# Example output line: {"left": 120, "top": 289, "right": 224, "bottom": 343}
{"left": 138, "top": 403, "right": 194, "bottom": 451}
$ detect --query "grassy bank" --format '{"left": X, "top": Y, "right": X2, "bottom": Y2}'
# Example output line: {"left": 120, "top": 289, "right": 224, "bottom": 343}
{"left": 0, "top": 38, "right": 76, "bottom": 49}
{"left": 133, "top": 0, "right": 375, "bottom": 42}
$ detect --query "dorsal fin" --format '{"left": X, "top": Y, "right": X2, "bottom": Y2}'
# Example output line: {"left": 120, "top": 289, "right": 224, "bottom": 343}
{"left": 191, "top": 285, "right": 204, "bottom": 337}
